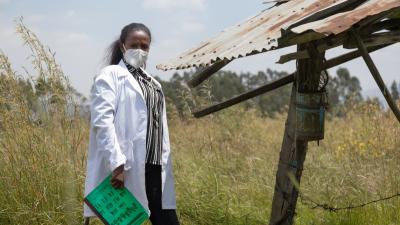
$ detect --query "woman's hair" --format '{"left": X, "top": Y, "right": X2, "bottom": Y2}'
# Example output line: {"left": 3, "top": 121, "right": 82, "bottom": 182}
{"left": 106, "top": 23, "right": 152, "bottom": 65}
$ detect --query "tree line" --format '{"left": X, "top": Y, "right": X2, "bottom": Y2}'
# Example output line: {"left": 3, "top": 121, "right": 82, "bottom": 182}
{"left": 2, "top": 67, "right": 399, "bottom": 119}
{"left": 156, "top": 67, "right": 400, "bottom": 118}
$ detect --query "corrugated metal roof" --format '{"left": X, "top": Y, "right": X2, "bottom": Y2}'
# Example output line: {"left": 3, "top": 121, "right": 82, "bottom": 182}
{"left": 156, "top": 0, "right": 400, "bottom": 71}
{"left": 291, "top": 0, "right": 400, "bottom": 35}
{"left": 156, "top": 0, "right": 347, "bottom": 71}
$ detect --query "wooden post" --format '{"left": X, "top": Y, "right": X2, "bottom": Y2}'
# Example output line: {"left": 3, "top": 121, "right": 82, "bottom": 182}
{"left": 350, "top": 29, "right": 400, "bottom": 123}
{"left": 269, "top": 42, "right": 325, "bottom": 225}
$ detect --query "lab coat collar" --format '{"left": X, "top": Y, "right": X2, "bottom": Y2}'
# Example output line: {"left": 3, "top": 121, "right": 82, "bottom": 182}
{"left": 117, "top": 59, "right": 146, "bottom": 102}
{"left": 117, "top": 59, "right": 162, "bottom": 89}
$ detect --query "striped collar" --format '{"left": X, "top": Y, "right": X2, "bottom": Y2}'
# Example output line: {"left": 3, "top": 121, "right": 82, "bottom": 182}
{"left": 122, "top": 58, "right": 151, "bottom": 81}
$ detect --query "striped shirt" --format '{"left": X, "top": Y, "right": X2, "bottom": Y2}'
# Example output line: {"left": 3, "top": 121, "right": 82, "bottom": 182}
{"left": 123, "top": 59, "right": 164, "bottom": 165}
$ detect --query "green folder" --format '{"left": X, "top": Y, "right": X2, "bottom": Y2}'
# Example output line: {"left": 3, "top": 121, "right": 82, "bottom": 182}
{"left": 84, "top": 173, "right": 150, "bottom": 225}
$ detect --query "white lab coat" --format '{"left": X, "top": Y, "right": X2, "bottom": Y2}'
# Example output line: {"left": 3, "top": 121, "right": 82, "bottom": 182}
{"left": 83, "top": 59, "right": 177, "bottom": 218}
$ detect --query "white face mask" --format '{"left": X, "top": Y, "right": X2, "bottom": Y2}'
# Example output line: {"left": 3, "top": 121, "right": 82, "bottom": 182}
{"left": 122, "top": 44, "right": 148, "bottom": 69}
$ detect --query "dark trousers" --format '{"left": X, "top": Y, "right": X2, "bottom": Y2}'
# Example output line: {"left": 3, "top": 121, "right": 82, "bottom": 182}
{"left": 145, "top": 163, "right": 180, "bottom": 225}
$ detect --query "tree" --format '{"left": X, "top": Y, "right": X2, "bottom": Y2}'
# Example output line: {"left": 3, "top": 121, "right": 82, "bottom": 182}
{"left": 326, "top": 67, "right": 363, "bottom": 115}
{"left": 157, "top": 66, "right": 365, "bottom": 119}
{"left": 208, "top": 71, "right": 246, "bottom": 102}
{"left": 242, "top": 69, "right": 291, "bottom": 117}
{"left": 156, "top": 72, "right": 189, "bottom": 118}
{"left": 390, "top": 80, "right": 399, "bottom": 101}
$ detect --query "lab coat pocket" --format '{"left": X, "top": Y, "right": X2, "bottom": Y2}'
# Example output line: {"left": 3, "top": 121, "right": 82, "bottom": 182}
{"left": 120, "top": 140, "right": 134, "bottom": 171}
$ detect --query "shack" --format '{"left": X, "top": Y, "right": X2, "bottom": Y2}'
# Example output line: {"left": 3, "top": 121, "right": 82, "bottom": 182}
{"left": 157, "top": 1, "right": 400, "bottom": 224}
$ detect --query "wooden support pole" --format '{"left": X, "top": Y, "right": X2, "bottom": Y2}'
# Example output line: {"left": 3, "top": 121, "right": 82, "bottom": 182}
{"left": 350, "top": 29, "right": 400, "bottom": 123}
{"left": 186, "top": 59, "right": 231, "bottom": 88}
{"left": 278, "top": 30, "right": 398, "bottom": 65}
{"left": 269, "top": 42, "right": 325, "bottom": 225}
{"left": 344, "top": 30, "right": 400, "bottom": 49}
{"left": 322, "top": 44, "right": 390, "bottom": 69}
{"left": 268, "top": 84, "right": 298, "bottom": 225}
{"left": 192, "top": 75, "right": 294, "bottom": 118}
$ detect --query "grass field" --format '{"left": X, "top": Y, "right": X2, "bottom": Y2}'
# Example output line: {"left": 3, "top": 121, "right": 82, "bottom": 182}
{"left": 1, "top": 21, "right": 399, "bottom": 225}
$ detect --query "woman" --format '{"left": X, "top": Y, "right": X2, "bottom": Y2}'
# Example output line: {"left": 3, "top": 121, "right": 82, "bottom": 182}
{"left": 83, "top": 23, "right": 180, "bottom": 225}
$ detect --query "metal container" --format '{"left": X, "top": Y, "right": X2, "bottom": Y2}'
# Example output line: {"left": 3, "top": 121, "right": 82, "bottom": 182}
{"left": 295, "top": 91, "right": 327, "bottom": 141}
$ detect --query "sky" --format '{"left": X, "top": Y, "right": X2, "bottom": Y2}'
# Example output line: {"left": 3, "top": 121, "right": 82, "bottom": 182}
{"left": 0, "top": 0, "right": 399, "bottom": 100}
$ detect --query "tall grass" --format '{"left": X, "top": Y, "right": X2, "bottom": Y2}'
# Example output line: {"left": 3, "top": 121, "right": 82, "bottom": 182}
{"left": 0, "top": 19, "right": 88, "bottom": 225}
{"left": 170, "top": 102, "right": 400, "bottom": 225}
{"left": 1, "top": 21, "right": 399, "bottom": 225}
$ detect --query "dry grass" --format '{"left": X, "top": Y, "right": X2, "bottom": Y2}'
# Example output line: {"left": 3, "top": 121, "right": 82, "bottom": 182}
{"left": 169, "top": 103, "right": 400, "bottom": 225}
{"left": 0, "top": 20, "right": 399, "bottom": 225}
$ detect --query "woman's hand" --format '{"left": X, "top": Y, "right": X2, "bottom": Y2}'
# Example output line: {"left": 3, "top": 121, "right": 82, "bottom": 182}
{"left": 111, "top": 164, "right": 124, "bottom": 189}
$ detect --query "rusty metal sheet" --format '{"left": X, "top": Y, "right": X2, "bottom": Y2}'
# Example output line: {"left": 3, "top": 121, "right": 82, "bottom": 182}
{"left": 156, "top": 0, "right": 348, "bottom": 71}
{"left": 156, "top": 0, "right": 400, "bottom": 71}
{"left": 291, "top": 0, "right": 400, "bottom": 35}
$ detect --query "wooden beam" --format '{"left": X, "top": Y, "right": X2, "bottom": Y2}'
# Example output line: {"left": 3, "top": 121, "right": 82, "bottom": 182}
{"left": 186, "top": 59, "right": 231, "bottom": 88}
{"left": 359, "top": 19, "right": 400, "bottom": 35}
{"left": 269, "top": 42, "right": 325, "bottom": 225}
{"left": 344, "top": 30, "right": 400, "bottom": 49}
{"left": 350, "top": 29, "right": 400, "bottom": 123}
{"left": 322, "top": 44, "right": 391, "bottom": 69}
{"left": 388, "top": 8, "right": 400, "bottom": 19}
{"left": 278, "top": 30, "right": 326, "bottom": 48}
{"left": 353, "top": 9, "right": 395, "bottom": 31}
{"left": 278, "top": 27, "right": 399, "bottom": 64}
{"left": 277, "top": 51, "right": 310, "bottom": 64}
{"left": 278, "top": 8, "right": 397, "bottom": 50}
{"left": 192, "top": 74, "right": 294, "bottom": 118}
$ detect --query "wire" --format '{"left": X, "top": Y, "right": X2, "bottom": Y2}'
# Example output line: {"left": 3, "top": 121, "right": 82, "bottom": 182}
{"left": 299, "top": 192, "right": 400, "bottom": 212}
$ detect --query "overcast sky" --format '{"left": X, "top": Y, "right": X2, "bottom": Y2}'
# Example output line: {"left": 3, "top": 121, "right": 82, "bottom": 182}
{"left": 1, "top": 0, "right": 399, "bottom": 99}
